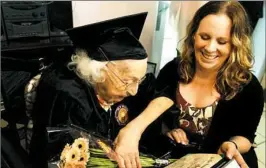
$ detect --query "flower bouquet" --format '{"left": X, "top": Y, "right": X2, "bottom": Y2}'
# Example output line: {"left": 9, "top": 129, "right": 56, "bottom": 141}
{"left": 47, "top": 124, "right": 176, "bottom": 168}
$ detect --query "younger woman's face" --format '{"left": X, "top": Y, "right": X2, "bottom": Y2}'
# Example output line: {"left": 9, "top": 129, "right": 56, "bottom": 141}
{"left": 194, "top": 14, "right": 232, "bottom": 72}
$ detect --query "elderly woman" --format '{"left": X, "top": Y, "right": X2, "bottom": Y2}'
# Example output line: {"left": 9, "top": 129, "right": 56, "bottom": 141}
{"left": 29, "top": 12, "right": 157, "bottom": 168}
{"left": 114, "top": 2, "right": 264, "bottom": 168}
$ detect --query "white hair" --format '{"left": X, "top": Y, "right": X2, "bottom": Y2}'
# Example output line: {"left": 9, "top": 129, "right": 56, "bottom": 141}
{"left": 67, "top": 49, "right": 147, "bottom": 86}
{"left": 67, "top": 49, "right": 107, "bottom": 85}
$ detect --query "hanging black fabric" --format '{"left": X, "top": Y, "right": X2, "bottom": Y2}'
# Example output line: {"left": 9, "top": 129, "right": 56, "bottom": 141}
{"left": 1, "top": 46, "right": 73, "bottom": 124}
{"left": 1, "top": 56, "right": 44, "bottom": 124}
{"left": 240, "top": 1, "right": 264, "bottom": 31}
{"left": 1, "top": 127, "right": 30, "bottom": 168}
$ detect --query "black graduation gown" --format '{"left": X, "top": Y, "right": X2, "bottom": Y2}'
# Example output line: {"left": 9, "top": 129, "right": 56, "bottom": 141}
{"left": 28, "top": 62, "right": 156, "bottom": 168}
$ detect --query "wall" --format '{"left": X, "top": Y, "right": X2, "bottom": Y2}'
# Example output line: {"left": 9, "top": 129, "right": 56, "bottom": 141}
{"left": 159, "top": 1, "right": 207, "bottom": 71}
{"left": 71, "top": 1, "right": 158, "bottom": 58}
{"left": 169, "top": 1, "right": 208, "bottom": 51}
{"left": 251, "top": 2, "right": 265, "bottom": 82}
{"left": 149, "top": 1, "right": 169, "bottom": 75}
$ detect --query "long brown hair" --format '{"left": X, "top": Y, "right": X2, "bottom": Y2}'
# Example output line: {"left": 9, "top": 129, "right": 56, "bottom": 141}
{"left": 179, "top": 1, "right": 253, "bottom": 100}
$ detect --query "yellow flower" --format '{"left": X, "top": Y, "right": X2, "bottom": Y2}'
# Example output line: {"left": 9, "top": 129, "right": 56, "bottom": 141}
{"left": 63, "top": 162, "right": 74, "bottom": 168}
{"left": 72, "top": 138, "right": 89, "bottom": 152}
{"left": 79, "top": 151, "right": 90, "bottom": 164}
{"left": 65, "top": 147, "right": 81, "bottom": 162}
{"left": 60, "top": 144, "right": 71, "bottom": 160}
{"left": 62, "top": 161, "right": 86, "bottom": 168}
{"left": 60, "top": 138, "right": 90, "bottom": 167}
{"left": 72, "top": 162, "right": 86, "bottom": 168}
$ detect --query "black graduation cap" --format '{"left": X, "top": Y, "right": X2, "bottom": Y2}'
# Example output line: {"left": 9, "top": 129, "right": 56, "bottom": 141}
{"left": 66, "top": 12, "right": 148, "bottom": 61}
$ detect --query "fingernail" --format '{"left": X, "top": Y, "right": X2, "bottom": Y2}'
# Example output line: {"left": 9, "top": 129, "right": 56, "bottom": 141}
{"left": 227, "top": 154, "right": 232, "bottom": 159}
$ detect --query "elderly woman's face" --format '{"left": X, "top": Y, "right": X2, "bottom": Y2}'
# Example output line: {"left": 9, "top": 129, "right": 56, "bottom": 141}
{"left": 98, "top": 58, "right": 147, "bottom": 104}
{"left": 194, "top": 14, "right": 232, "bottom": 72}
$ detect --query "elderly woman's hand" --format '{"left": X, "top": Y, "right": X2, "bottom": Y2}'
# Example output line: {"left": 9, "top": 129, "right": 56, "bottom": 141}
{"left": 114, "top": 125, "right": 142, "bottom": 168}
{"left": 166, "top": 128, "right": 189, "bottom": 145}
{"left": 217, "top": 141, "right": 249, "bottom": 168}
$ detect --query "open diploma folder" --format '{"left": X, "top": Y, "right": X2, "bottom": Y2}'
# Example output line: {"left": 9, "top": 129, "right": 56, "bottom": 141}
{"left": 166, "top": 153, "right": 241, "bottom": 168}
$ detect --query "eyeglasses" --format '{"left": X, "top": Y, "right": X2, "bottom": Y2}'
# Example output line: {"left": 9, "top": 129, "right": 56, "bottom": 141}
{"left": 98, "top": 47, "right": 146, "bottom": 91}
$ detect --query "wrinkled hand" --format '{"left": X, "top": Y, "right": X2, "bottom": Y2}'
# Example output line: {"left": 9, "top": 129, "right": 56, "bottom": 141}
{"left": 218, "top": 141, "right": 249, "bottom": 168}
{"left": 166, "top": 128, "right": 189, "bottom": 145}
{"left": 114, "top": 126, "right": 142, "bottom": 168}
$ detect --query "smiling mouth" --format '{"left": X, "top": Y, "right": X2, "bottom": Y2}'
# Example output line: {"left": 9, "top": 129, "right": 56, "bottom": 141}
{"left": 201, "top": 51, "right": 218, "bottom": 60}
